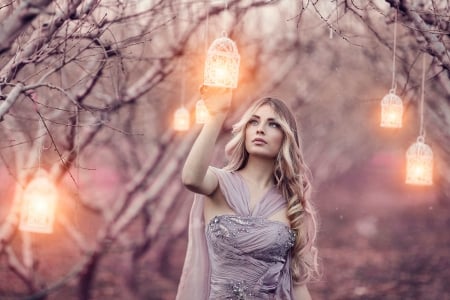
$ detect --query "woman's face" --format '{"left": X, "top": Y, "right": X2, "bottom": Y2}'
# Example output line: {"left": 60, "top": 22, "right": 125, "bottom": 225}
{"left": 244, "top": 104, "right": 284, "bottom": 159}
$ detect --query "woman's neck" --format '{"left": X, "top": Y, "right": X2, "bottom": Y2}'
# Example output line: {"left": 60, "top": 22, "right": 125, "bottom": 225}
{"left": 239, "top": 155, "right": 275, "bottom": 189}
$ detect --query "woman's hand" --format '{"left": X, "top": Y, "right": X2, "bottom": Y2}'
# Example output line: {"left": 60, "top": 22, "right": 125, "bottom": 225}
{"left": 200, "top": 85, "right": 232, "bottom": 115}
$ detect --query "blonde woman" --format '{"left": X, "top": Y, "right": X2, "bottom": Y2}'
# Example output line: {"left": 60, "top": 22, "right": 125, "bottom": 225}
{"left": 176, "top": 87, "right": 319, "bottom": 299}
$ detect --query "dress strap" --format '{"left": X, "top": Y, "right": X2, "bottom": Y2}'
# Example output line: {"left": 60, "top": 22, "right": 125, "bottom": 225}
{"left": 209, "top": 167, "right": 248, "bottom": 216}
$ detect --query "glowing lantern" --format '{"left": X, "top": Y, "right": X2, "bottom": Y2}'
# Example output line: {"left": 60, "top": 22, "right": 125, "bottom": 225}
{"left": 203, "top": 34, "right": 240, "bottom": 88}
{"left": 381, "top": 90, "right": 403, "bottom": 128}
{"left": 174, "top": 106, "right": 190, "bottom": 131}
{"left": 406, "top": 136, "right": 433, "bottom": 186}
{"left": 19, "top": 169, "right": 58, "bottom": 234}
{"left": 196, "top": 99, "right": 209, "bottom": 124}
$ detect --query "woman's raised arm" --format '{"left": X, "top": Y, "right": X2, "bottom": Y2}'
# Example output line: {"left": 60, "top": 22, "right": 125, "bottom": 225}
{"left": 181, "top": 87, "right": 232, "bottom": 196}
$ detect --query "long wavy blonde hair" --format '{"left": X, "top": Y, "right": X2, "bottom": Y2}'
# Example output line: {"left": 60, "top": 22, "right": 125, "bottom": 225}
{"left": 224, "top": 97, "right": 319, "bottom": 284}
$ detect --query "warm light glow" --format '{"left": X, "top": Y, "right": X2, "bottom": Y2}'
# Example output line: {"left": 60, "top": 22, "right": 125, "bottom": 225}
{"left": 174, "top": 107, "right": 190, "bottom": 131}
{"left": 196, "top": 99, "right": 209, "bottom": 124}
{"left": 204, "top": 35, "right": 240, "bottom": 89}
{"left": 381, "top": 91, "right": 403, "bottom": 128}
{"left": 406, "top": 136, "right": 433, "bottom": 186}
{"left": 215, "top": 66, "right": 227, "bottom": 81}
{"left": 19, "top": 169, "right": 58, "bottom": 234}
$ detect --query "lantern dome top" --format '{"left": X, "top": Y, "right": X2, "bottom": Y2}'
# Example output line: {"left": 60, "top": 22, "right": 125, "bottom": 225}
{"left": 381, "top": 91, "right": 402, "bottom": 105}
{"left": 407, "top": 136, "right": 433, "bottom": 157}
{"left": 33, "top": 168, "right": 49, "bottom": 178}
{"left": 25, "top": 169, "right": 57, "bottom": 195}
{"left": 207, "top": 36, "right": 239, "bottom": 57}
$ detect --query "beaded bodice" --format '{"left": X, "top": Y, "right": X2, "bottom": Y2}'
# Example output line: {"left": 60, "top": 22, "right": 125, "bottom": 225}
{"left": 206, "top": 215, "right": 295, "bottom": 299}
{"left": 175, "top": 167, "right": 295, "bottom": 300}
{"left": 201, "top": 168, "right": 295, "bottom": 299}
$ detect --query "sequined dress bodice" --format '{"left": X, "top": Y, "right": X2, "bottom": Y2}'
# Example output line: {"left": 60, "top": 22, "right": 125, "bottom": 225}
{"left": 175, "top": 167, "right": 295, "bottom": 300}
{"left": 206, "top": 215, "right": 295, "bottom": 299}
{"left": 199, "top": 168, "right": 295, "bottom": 300}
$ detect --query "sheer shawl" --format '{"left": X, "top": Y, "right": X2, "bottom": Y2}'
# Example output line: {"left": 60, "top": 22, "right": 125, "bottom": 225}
{"left": 176, "top": 193, "right": 210, "bottom": 300}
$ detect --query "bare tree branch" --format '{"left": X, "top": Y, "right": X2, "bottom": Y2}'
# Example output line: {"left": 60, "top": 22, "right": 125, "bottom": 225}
{"left": 0, "top": 0, "right": 53, "bottom": 54}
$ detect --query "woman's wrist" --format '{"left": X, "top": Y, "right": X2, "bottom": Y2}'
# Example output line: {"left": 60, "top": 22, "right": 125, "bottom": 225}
{"left": 199, "top": 85, "right": 232, "bottom": 117}
{"left": 208, "top": 107, "right": 230, "bottom": 116}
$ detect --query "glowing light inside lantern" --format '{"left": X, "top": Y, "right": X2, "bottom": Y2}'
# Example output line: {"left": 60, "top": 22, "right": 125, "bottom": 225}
{"left": 19, "top": 169, "right": 58, "bottom": 234}
{"left": 215, "top": 66, "right": 227, "bottom": 82}
{"left": 414, "top": 166, "right": 424, "bottom": 176}
{"left": 381, "top": 91, "right": 403, "bottom": 128}
{"left": 204, "top": 35, "right": 240, "bottom": 89}
{"left": 405, "top": 136, "right": 433, "bottom": 186}
{"left": 196, "top": 99, "right": 209, "bottom": 124}
{"left": 174, "top": 107, "right": 190, "bottom": 131}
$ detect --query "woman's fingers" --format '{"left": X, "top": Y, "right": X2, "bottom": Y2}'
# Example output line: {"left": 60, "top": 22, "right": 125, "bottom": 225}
{"left": 199, "top": 85, "right": 232, "bottom": 114}
{"left": 199, "top": 85, "right": 230, "bottom": 97}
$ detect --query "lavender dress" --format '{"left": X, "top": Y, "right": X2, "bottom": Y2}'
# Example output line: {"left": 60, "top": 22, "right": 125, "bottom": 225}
{"left": 176, "top": 168, "right": 295, "bottom": 300}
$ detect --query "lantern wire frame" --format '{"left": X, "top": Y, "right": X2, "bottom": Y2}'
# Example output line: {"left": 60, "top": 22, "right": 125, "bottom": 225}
{"left": 174, "top": 106, "right": 190, "bottom": 131}
{"left": 203, "top": 32, "right": 240, "bottom": 89}
{"left": 380, "top": 89, "right": 403, "bottom": 128}
{"left": 405, "top": 136, "right": 433, "bottom": 185}
{"left": 19, "top": 169, "right": 58, "bottom": 234}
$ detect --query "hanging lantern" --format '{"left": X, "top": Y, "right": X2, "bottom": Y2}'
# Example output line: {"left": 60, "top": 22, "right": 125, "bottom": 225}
{"left": 196, "top": 99, "right": 209, "bottom": 124}
{"left": 380, "top": 90, "right": 403, "bottom": 128}
{"left": 203, "top": 34, "right": 240, "bottom": 89}
{"left": 405, "top": 136, "right": 433, "bottom": 186}
{"left": 19, "top": 169, "right": 58, "bottom": 234}
{"left": 174, "top": 106, "right": 190, "bottom": 131}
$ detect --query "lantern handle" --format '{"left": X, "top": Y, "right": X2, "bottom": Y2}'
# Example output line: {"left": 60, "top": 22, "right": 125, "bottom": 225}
{"left": 417, "top": 135, "right": 425, "bottom": 143}
{"left": 388, "top": 87, "right": 396, "bottom": 95}
{"left": 389, "top": 80, "right": 397, "bottom": 94}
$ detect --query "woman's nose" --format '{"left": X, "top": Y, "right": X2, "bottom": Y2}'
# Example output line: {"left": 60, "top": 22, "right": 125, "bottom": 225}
{"left": 256, "top": 124, "right": 265, "bottom": 134}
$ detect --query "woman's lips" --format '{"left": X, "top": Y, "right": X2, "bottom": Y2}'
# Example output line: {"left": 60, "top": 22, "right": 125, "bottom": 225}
{"left": 252, "top": 138, "right": 267, "bottom": 144}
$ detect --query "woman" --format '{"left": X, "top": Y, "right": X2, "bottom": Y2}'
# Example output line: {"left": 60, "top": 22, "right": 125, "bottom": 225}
{"left": 176, "top": 87, "right": 319, "bottom": 299}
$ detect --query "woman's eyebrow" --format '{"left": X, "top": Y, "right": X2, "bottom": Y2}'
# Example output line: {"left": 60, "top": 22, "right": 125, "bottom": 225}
{"left": 251, "top": 115, "right": 279, "bottom": 122}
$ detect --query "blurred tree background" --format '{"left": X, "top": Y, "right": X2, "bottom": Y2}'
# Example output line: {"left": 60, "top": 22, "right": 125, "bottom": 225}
{"left": 0, "top": 0, "right": 448, "bottom": 299}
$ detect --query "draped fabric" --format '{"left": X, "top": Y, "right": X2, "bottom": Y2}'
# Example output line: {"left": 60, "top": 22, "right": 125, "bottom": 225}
{"left": 176, "top": 167, "right": 294, "bottom": 300}
{"left": 176, "top": 193, "right": 211, "bottom": 299}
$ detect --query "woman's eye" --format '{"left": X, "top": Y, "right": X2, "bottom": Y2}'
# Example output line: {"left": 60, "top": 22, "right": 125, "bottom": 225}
{"left": 269, "top": 122, "right": 280, "bottom": 128}
{"left": 249, "top": 119, "right": 258, "bottom": 126}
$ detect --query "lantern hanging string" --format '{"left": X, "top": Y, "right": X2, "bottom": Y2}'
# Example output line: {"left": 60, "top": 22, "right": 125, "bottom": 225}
{"left": 335, "top": 0, "right": 339, "bottom": 30}
{"left": 222, "top": 0, "right": 229, "bottom": 34}
{"left": 181, "top": 59, "right": 186, "bottom": 108}
{"left": 35, "top": 100, "right": 48, "bottom": 170}
{"left": 419, "top": 53, "right": 426, "bottom": 138}
{"left": 204, "top": 1, "right": 210, "bottom": 54}
{"left": 330, "top": 0, "right": 339, "bottom": 39}
{"left": 74, "top": 104, "right": 81, "bottom": 229}
{"left": 391, "top": 8, "right": 398, "bottom": 92}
